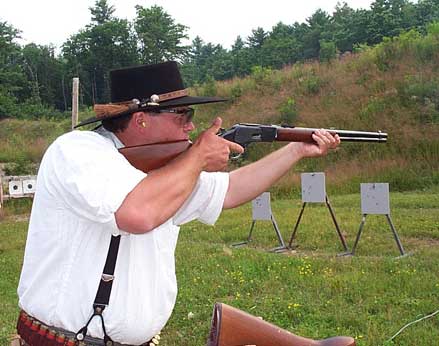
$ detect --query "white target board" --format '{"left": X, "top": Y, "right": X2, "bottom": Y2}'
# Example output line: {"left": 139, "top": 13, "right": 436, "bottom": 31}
{"left": 9, "top": 180, "right": 24, "bottom": 196}
{"left": 301, "top": 173, "right": 326, "bottom": 203}
{"left": 361, "top": 183, "right": 390, "bottom": 215}
{"left": 23, "top": 179, "right": 36, "bottom": 194}
{"left": 252, "top": 192, "right": 272, "bottom": 220}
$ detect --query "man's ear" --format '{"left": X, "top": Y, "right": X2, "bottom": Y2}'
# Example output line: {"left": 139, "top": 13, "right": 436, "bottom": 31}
{"left": 132, "top": 112, "right": 147, "bottom": 129}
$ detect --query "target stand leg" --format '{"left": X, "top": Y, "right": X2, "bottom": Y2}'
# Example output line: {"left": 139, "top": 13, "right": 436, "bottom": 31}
{"left": 269, "top": 215, "right": 287, "bottom": 252}
{"left": 286, "top": 202, "right": 307, "bottom": 250}
{"left": 386, "top": 214, "right": 408, "bottom": 257}
{"left": 232, "top": 220, "right": 256, "bottom": 247}
{"left": 341, "top": 214, "right": 367, "bottom": 256}
{"left": 326, "top": 196, "right": 349, "bottom": 253}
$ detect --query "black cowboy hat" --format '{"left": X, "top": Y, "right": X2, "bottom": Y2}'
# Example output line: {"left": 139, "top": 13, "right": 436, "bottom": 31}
{"left": 75, "top": 61, "right": 226, "bottom": 128}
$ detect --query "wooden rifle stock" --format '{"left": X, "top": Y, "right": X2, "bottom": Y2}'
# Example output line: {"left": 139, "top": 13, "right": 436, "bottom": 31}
{"left": 207, "top": 303, "right": 355, "bottom": 346}
{"left": 119, "top": 123, "right": 388, "bottom": 173}
{"left": 119, "top": 140, "right": 191, "bottom": 173}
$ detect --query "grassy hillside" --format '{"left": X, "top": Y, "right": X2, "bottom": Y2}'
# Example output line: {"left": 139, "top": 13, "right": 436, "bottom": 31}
{"left": 194, "top": 28, "right": 439, "bottom": 195}
{"left": 1, "top": 28, "right": 438, "bottom": 195}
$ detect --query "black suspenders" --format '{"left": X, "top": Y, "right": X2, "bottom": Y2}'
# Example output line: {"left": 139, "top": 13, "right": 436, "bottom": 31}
{"left": 76, "top": 235, "right": 121, "bottom": 346}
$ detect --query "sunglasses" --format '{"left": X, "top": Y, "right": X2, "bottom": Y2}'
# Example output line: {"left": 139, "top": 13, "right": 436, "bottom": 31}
{"left": 151, "top": 107, "right": 195, "bottom": 124}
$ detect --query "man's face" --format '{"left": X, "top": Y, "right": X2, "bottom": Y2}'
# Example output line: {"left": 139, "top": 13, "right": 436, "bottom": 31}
{"left": 144, "top": 107, "right": 196, "bottom": 143}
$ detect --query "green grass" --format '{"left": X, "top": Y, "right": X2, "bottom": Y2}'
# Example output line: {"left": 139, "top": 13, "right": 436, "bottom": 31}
{"left": 1, "top": 190, "right": 438, "bottom": 345}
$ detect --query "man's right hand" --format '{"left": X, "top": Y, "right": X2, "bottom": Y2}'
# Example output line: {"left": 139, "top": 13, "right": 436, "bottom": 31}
{"left": 192, "top": 117, "right": 244, "bottom": 172}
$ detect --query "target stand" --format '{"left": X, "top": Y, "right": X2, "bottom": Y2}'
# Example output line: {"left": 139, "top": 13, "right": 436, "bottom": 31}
{"left": 232, "top": 192, "right": 286, "bottom": 252}
{"left": 285, "top": 173, "right": 348, "bottom": 253}
{"left": 0, "top": 175, "right": 37, "bottom": 209}
{"left": 344, "top": 183, "right": 406, "bottom": 257}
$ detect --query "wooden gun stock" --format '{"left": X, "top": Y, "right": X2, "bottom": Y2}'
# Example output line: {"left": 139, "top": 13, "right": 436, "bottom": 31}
{"left": 118, "top": 140, "right": 191, "bottom": 173}
{"left": 207, "top": 303, "right": 356, "bottom": 346}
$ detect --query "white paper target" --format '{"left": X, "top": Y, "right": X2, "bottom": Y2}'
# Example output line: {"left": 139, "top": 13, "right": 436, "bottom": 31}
{"left": 361, "top": 183, "right": 390, "bottom": 214}
{"left": 301, "top": 173, "right": 326, "bottom": 203}
{"left": 23, "top": 179, "right": 36, "bottom": 194}
{"left": 252, "top": 192, "right": 272, "bottom": 220}
{"left": 9, "top": 180, "right": 23, "bottom": 196}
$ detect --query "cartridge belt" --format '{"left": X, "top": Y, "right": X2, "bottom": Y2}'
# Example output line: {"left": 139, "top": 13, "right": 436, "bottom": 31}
{"left": 17, "top": 310, "right": 160, "bottom": 346}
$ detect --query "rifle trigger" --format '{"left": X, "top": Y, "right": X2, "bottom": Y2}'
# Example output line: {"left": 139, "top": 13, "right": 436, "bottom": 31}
{"left": 230, "top": 152, "right": 243, "bottom": 160}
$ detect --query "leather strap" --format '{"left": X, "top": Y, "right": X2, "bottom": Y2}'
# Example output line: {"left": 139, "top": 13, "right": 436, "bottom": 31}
{"left": 76, "top": 235, "right": 121, "bottom": 345}
{"left": 94, "top": 235, "right": 121, "bottom": 307}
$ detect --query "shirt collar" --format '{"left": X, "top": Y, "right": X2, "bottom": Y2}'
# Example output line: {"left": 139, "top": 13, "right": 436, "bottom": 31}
{"left": 94, "top": 126, "right": 125, "bottom": 149}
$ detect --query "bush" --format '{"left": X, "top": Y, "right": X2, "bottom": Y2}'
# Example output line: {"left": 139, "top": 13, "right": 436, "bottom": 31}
{"left": 359, "top": 96, "right": 389, "bottom": 121}
{"left": 396, "top": 75, "right": 439, "bottom": 123}
{"left": 373, "top": 37, "right": 399, "bottom": 71}
{"left": 414, "top": 33, "right": 439, "bottom": 62}
{"left": 278, "top": 97, "right": 298, "bottom": 124}
{"left": 229, "top": 84, "right": 242, "bottom": 100}
{"left": 251, "top": 65, "right": 273, "bottom": 85}
{"left": 0, "top": 91, "right": 18, "bottom": 118}
{"left": 3, "top": 155, "right": 34, "bottom": 176}
{"left": 427, "top": 21, "right": 439, "bottom": 36}
{"left": 319, "top": 40, "right": 337, "bottom": 63}
{"left": 300, "top": 74, "right": 323, "bottom": 95}
{"left": 199, "top": 76, "right": 217, "bottom": 96}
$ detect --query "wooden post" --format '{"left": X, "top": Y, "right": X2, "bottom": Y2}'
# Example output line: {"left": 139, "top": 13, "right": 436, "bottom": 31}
{"left": 72, "top": 77, "right": 79, "bottom": 130}
{"left": 0, "top": 175, "right": 3, "bottom": 210}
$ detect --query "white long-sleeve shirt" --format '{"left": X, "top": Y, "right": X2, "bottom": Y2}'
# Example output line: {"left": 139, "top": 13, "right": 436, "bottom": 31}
{"left": 17, "top": 129, "right": 229, "bottom": 345}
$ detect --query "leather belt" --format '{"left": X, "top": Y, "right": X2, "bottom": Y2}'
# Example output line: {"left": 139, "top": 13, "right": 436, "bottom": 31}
{"left": 17, "top": 311, "right": 160, "bottom": 346}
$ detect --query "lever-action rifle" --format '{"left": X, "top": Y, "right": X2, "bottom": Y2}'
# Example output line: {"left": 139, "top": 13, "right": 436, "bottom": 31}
{"left": 119, "top": 123, "right": 388, "bottom": 173}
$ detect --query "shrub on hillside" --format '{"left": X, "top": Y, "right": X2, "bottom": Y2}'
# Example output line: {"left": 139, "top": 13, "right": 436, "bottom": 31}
{"left": 197, "top": 76, "right": 217, "bottom": 97}
{"left": 278, "top": 97, "right": 298, "bottom": 124}
{"left": 396, "top": 75, "right": 439, "bottom": 123}
{"left": 300, "top": 74, "right": 323, "bottom": 95}
{"left": 0, "top": 91, "right": 18, "bottom": 118}
{"left": 359, "top": 96, "right": 390, "bottom": 121}
{"left": 414, "top": 28, "right": 439, "bottom": 62}
{"left": 251, "top": 66, "right": 273, "bottom": 85}
{"left": 229, "top": 84, "right": 242, "bottom": 101}
{"left": 373, "top": 37, "right": 399, "bottom": 72}
{"left": 319, "top": 40, "right": 337, "bottom": 63}
{"left": 3, "top": 154, "right": 34, "bottom": 176}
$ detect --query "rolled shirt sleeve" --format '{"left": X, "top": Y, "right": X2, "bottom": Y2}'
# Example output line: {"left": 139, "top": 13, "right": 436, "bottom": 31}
{"left": 173, "top": 171, "right": 229, "bottom": 226}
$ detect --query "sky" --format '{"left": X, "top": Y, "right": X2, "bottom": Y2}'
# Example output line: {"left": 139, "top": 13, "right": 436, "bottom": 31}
{"left": 1, "top": 0, "right": 375, "bottom": 50}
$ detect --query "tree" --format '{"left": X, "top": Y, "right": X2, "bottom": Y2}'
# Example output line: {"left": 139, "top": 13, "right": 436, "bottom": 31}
{"left": 134, "top": 5, "right": 188, "bottom": 64}
{"left": 231, "top": 36, "right": 251, "bottom": 77}
{"left": 319, "top": 39, "right": 337, "bottom": 62}
{"left": 261, "top": 22, "right": 299, "bottom": 68}
{"left": 247, "top": 27, "right": 267, "bottom": 66}
{"left": 302, "top": 9, "right": 332, "bottom": 60}
{"left": 332, "top": 2, "right": 358, "bottom": 52}
{"left": 412, "top": 0, "right": 439, "bottom": 32}
{"left": 21, "top": 43, "right": 67, "bottom": 110}
{"left": 0, "top": 21, "right": 27, "bottom": 117}
{"left": 90, "top": 0, "right": 115, "bottom": 24}
{"left": 62, "top": 0, "right": 138, "bottom": 105}
{"left": 367, "top": 0, "right": 411, "bottom": 44}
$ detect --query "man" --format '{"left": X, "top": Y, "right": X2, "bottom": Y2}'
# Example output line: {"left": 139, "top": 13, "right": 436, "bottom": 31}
{"left": 17, "top": 61, "right": 339, "bottom": 346}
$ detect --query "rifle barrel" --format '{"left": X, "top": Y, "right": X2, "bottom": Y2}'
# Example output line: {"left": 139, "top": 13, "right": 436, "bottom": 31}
{"left": 337, "top": 136, "right": 387, "bottom": 142}
{"left": 294, "top": 127, "right": 387, "bottom": 139}
{"left": 276, "top": 126, "right": 387, "bottom": 143}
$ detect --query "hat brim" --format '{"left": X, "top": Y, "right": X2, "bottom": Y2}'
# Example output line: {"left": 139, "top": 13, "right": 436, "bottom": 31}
{"left": 75, "top": 95, "right": 227, "bottom": 128}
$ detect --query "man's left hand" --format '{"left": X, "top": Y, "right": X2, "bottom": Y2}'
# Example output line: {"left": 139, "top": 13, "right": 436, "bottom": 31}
{"left": 294, "top": 129, "right": 341, "bottom": 158}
